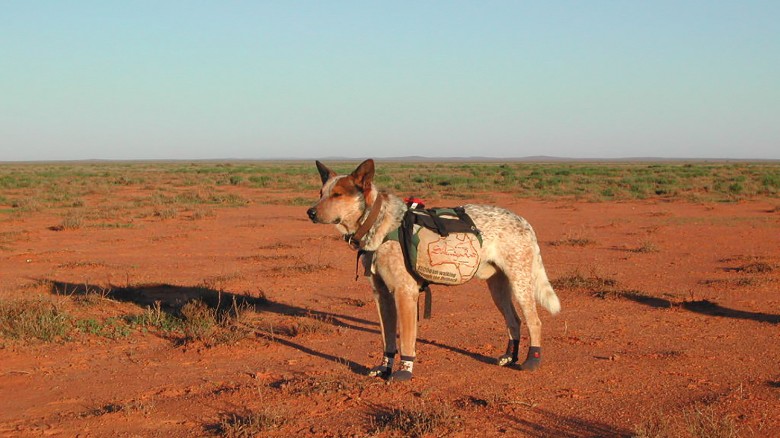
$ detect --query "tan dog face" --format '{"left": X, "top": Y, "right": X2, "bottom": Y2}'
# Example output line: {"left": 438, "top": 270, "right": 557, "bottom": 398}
{"left": 307, "top": 159, "right": 375, "bottom": 231}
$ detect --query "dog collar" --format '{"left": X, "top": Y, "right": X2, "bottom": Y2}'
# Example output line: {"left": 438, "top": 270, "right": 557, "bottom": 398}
{"left": 344, "top": 193, "right": 386, "bottom": 250}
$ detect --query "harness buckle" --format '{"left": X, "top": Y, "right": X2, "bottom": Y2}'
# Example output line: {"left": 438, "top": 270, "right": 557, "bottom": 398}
{"left": 344, "top": 233, "right": 360, "bottom": 250}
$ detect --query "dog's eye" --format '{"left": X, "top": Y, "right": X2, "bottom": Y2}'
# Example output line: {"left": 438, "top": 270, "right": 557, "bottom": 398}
{"left": 331, "top": 192, "right": 342, "bottom": 198}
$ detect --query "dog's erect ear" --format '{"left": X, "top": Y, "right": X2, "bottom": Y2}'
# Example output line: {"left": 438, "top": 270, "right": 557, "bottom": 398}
{"left": 350, "top": 159, "right": 375, "bottom": 190}
{"left": 315, "top": 160, "right": 337, "bottom": 185}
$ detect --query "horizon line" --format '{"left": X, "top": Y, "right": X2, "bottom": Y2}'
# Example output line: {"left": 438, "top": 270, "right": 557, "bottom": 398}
{"left": 3, "top": 155, "right": 780, "bottom": 165}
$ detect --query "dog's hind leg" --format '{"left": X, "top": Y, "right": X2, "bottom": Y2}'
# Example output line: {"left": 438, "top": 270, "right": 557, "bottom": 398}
{"left": 488, "top": 271, "right": 522, "bottom": 366}
{"left": 512, "top": 277, "right": 543, "bottom": 371}
{"left": 500, "top": 251, "right": 544, "bottom": 371}
{"left": 369, "top": 275, "right": 397, "bottom": 379}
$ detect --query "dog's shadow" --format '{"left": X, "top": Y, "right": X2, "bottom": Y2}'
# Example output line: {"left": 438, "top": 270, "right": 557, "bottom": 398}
{"left": 45, "top": 280, "right": 495, "bottom": 373}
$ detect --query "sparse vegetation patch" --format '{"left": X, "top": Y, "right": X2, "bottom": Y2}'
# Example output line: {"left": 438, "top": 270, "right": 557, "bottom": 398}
{"left": 370, "top": 403, "right": 461, "bottom": 438}
{"left": 552, "top": 269, "right": 618, "bottom": 291}
{"left": 214, "top": 408, "right": 287, "bottom": 437}
{"left": 128, "top": 296, "right": 253, "bottom": 346}
{"left": 0, "top": 298, "right": 71, "bottom": 342}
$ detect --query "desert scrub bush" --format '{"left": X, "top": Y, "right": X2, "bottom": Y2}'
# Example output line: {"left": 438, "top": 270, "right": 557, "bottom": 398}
{"left": 370, "top": 403, "right": 461, "bottom": 438}
{"left": 53, "top": 214, "right": 84, "bottom": 230}
{"left": 181, "top": 297, "right": 253, "bottom": 345}
{"left": 762, "top": 173, "right": 780, "bottom": 194}
{"left": 179, "top": 300, "right": 218, "bottom": 341}
{"left": 214, "top": 408, "right": 287, "bottom": 437}
{"left": 0, "top": 298, "right": 71, "bottom": 342}
{"left": 127, "top": 301, "right": 183, "bottom": 332}
{"left": 248, "top": 175, "right": 270, "bottom": 187}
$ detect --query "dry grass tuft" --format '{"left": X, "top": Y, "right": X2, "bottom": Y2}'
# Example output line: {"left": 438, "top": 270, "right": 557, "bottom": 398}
{"left": 342, "top": 297, "right": 369, "bottom": 307}
{"left": 214, "top": 408, "right": 287, "bottom": 437}
{"left": 630, "top": 240, "right": 660, "bottom": 253}
{"left": 127, "top": 295, "right": 253, "bottom": 346}
{"left": 633, "top": 404, "right": 739, "bottom": 438}
{"left": 735, "top": 262, "right": 773, "bottom": 274}
{"left": 550, "top": 237, "right": 596, "bottom": 247}
{"left": 287, "top": 313, "right": 335, "bottom": 337}
{"left": 370, "top": 403, "right": 461, "bottom": 438}
{"left": 684, "top": 404, "right": 739, "bottom": 438}
{"left": 552, "top": 269, "right": 618, "bottom": 291}
{"left": 83, "top": 399, "right": 154, "bottom": 418}
{"left": 269, "top": 375, "right": 355, "bottom": 395}
{"left": 154, "top": 207, "right": 178, "bottom": 220}
{"left": 54, "top": 214, "right": 84, "bottom": 231}
{"left": 269, "top": 263, "right": 333, "bottom": 275}
{"left": 0, "top": 298, "right": 71, "bottom": 342}
{"left": 633, "top": 410, "right": 673, "bottom": 438}
{"left": 178, "top": 297, "right": 253, "bottom": 346}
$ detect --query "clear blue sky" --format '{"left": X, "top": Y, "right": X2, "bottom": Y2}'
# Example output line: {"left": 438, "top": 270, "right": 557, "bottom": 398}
{"left": 1, "top": 1, "right": 778, "bottom": 161}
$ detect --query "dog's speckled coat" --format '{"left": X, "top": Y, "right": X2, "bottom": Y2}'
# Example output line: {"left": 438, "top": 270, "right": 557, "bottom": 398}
{"left": 308, "top": 159, "right": 560, "bottom": 381}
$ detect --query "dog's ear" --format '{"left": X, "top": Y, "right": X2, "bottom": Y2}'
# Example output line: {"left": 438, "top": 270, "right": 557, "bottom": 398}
{"left": 315, "top": 161, "right": 337, "bottom": 185}
{"left": 350, "top": 159, "right": 375, "bottom": 190}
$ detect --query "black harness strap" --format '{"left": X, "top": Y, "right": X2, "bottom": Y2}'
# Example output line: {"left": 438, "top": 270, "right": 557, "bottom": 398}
{"left": 354, "top": 249, "right": 367, "bottom": 281}
{"left": 422, "top": 283, "right": 432, "bottom": 319}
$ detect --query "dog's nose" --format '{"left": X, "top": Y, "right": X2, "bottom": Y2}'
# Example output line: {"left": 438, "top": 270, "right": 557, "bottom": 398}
{"left": 306, "top": 207, "right": 318, "bottom": 222}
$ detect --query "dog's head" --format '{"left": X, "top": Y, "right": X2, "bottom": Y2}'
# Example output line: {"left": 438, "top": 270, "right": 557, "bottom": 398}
{"left": 306, "top": 159, "right": 376, "bottom": 231}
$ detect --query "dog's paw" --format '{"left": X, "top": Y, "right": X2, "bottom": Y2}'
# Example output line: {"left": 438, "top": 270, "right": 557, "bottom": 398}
{"left": 519, "top": 357, "right": 541, "bottom": 371}
{"left": 519, "top": 347, "right": 542, "bottom": 371}
{"left": 367, "top": 366, "right": 392, "bottom": 379}
{"left": 496, "top": 354, "right": 517, "bottom": 367}
{"left": 389, "top": 370, "right": 413, "bottom": 382}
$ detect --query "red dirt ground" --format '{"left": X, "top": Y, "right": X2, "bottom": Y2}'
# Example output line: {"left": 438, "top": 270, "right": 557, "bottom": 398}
{"left": 1, "top": 189, "right": 779, "bottom": 437}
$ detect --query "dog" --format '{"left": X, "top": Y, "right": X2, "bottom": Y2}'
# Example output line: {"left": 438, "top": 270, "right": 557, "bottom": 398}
{"left": 307, "top": 159, "right": 560, "bottom": 381}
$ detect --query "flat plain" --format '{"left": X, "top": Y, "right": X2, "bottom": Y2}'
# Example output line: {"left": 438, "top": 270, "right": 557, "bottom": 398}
{"left": 1, "top": 161, "right": 779, "bottom": 437}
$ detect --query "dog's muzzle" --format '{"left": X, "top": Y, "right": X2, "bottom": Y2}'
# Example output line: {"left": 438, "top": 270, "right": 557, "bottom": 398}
{"left": 306, "top": 207, "right": 318, "bottom": 222}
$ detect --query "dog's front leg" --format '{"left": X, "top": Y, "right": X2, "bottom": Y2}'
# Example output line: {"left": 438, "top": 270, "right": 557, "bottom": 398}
{"left": 368, "top": 274, "right": 397, "bottom": 379}
{"left": 392, "top": 285, "right": 420, "bottom": 381}
{"left": 373, "top": 242, "right": 421, "bottom": 381}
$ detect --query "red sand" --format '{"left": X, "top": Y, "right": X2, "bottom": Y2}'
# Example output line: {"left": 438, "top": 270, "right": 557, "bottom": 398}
{"left": 1, "top": 190, "right": 778, "bottom": 436}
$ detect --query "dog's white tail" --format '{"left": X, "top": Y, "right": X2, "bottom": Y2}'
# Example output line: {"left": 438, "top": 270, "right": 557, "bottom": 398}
{"left": 532, "top": 243, "right": 560, "bottom": 315}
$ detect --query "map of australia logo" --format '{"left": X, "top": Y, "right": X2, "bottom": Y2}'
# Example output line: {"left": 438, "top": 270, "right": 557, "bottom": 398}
{"left": 424, "top": 234, "right": 480, "bottom": 282}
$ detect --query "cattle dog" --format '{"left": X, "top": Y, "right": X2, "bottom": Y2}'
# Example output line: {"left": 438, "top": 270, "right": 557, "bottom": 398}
{"left": 307, "top": 159, "right": 560, "bottom": 381}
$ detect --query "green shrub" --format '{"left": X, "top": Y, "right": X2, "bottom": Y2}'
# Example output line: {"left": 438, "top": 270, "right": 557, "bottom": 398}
{"left": 0, "top": 298, "right": 71, "bottom": 342}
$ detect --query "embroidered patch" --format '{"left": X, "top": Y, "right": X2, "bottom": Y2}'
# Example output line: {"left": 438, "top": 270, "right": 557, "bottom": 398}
{"left": 414, "top": 228, "right": 481, "bottom": 285}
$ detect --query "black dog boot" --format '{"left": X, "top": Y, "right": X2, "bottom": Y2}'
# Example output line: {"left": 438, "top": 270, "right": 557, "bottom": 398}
{"left": 368, "top": 352, "right": 396, "bottom": 379}
{"left": 390, "top": 356, "right": 415, "bottom": 381}
{"left": 519, "top": 346, "right": 542, "bottom": 371}
{"left": 497, "top": 339, "right": 520, "bottom": 366}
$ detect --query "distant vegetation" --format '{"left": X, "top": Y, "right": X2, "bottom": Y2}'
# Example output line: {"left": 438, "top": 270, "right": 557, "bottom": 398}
{"left": 0, "top": 161, "right": 778, "bottom": 218}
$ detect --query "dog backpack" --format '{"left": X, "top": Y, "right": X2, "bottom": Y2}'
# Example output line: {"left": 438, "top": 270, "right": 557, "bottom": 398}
{"left": 393, "top": 206, "right": 483, "bottom": 286}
